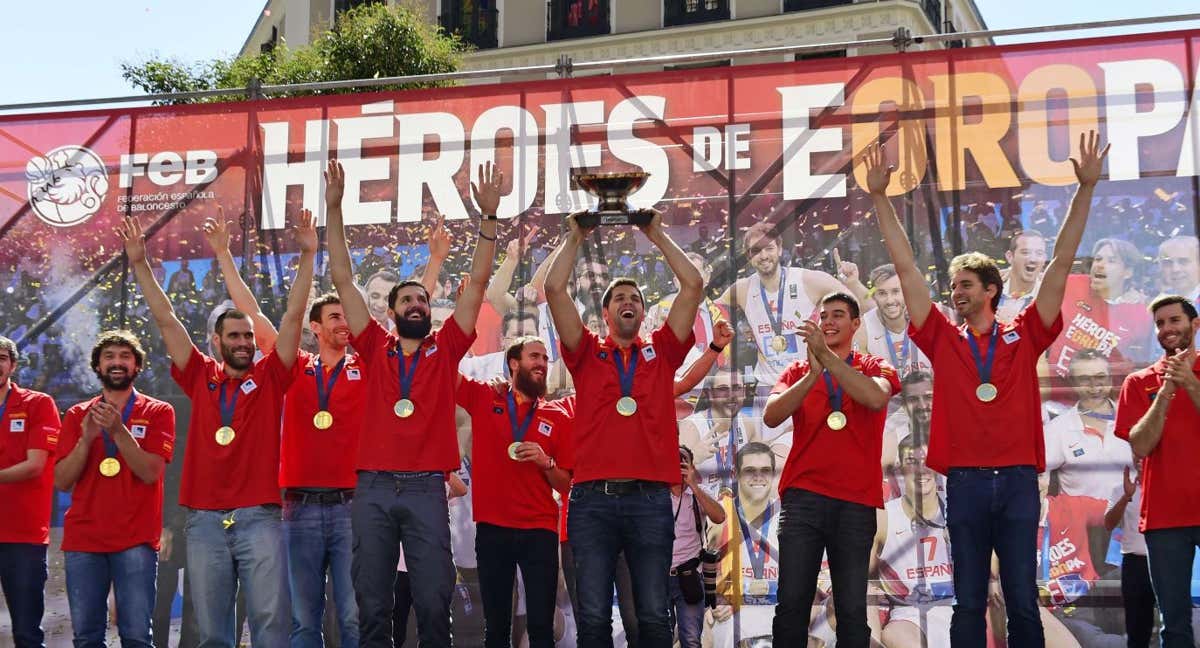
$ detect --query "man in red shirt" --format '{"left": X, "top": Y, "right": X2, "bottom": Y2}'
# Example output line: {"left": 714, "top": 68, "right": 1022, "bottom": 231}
{"left": 455, "top": 335, "right": 573, "bottom": 648}
{"left": 543, "top": 210, "right": 703, "bottom": 647}
{"left": 203, "top": 213, "right": 369, "bottom": 647}
{"left": 865, "top": 130, "right": 1108, "bottom": 648}
{"left": 0, "top": 335, "right": 61, "bottom": 648}
{"left": 1117, "top": 295, "right": 1200, "bottom": 648}
{"left": 763, "top": 292, "right": 899, "bottom": 645}
{"left": 53, "top": 330, "right": 176, "bottom": 646}
{"left": 325, "top": 159, "right": 504, "bottom": 647}
{"left": 119, "top": 209, "right": 315, "bottom": 647}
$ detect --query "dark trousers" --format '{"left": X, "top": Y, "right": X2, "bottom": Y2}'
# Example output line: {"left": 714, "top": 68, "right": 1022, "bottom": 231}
{"left": 1121, "top": 553, "right": 1156, "bottom": 648}
{"left": 0, "top": 542, "right": 47, "bottom": 648}
{"left": 1145, "top": 525, "right": 1200, "bottom": 648}
{"left": 771, "top": 488, "right": 876, "bottom": 648}
{"left": 946, "top": 466, "right": 1043, "bottom": 648}
{"left": 393, "top": 570, "right": 417, "bottom": 646}
{"left": 351, "top": 471, "right": 453, "bottom": 648}
{"left": 475, "top": 522, "right": 560, "bottom": 648}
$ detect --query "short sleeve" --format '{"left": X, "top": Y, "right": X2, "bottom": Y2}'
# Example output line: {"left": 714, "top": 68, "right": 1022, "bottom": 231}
{"left": 560, "top": 327, "right": 600, "bottom": 374}
{"left": 27, "top": 394, "right": 61, "bottom": 454}
{"left": 170, "top": 345, "right": 209, "bottom": 392}
{"left": 1012, "top": 303, "right": 1064, "bottom": 354}
{"left": 148, "top": 402, "right": 177, "bottom": 463}
{"left": 771, "top": 361, "right": 808, "bottom": 395}
{"left": 54, "top": 406, "right": 84, "bottom": 463}
{"left": 908, "top": 307, "right": 955, "bottom": 359}
{"left": 551, "top": 406, "right": 575, "bottom": 473}
{"left": 454, "top": 377, "right": 494, "bottom": 415}
{"left": 1114, "top": 372, "right": 1153, "bottom": 442}
{"left": 348, "top": 319, "right": 388, "bottom": 369}
{"left": 867, "top": 356, "right": 902, "bottom": 396}
{"left": 650, "top": 322, "right": 696, "bottom": 370}
{"left": 260, "top": 349, "right": 298, "bottom": 393}
{"left": 435, "top": 315, "right": 479, "bottom": 364}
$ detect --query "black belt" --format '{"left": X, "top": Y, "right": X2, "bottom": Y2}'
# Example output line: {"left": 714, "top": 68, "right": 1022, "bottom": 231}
{"left": 578, "top": 479, "right": 668, "bottom": 496}
{"left": 950, "top": 465, "right": 1036, "bottom": 472}
{"left": 283, "top": 489, "right": 355, "bottom": 504}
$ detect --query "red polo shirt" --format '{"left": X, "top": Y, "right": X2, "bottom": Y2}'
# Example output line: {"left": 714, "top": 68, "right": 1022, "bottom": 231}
{"left": 560, "top": 324, "right": 693, "bottom": 484}
{"left": 908, "top": 304, "right": 1062, "bottom": 475}
{"left": 771, "top": 353, "right": 900, "bottom": 508}
{"left": 1115, "top": 356, "right": 1200, "bottom": 531}
{"left": 171, "top": 345, "right": 294, "bottom": 509}
{"left": 456, "top": 378, "right": 574, "bottom": 533}
{"left": 350, "top": 317, "right": 475, "bottom": 472}
{"left": 58, "top": 393, "right": 175, "bottom": 552}
{"left": 0, "top": 384, "right": 60, "bottom": 545}
{"left": 280, "top": 350, "right": 366, "bottom": 489}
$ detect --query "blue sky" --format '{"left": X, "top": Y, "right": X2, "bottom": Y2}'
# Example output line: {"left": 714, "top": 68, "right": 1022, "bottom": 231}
{"left": 0, "top": 1, "right": 1196, "bottom": 108}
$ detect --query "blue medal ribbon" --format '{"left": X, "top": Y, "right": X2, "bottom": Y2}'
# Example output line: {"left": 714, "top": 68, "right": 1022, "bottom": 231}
{"left": 219, "top": 381, "right": 241, "bottom": 429}
{"left": 883, "top": 326, "right": 911, "bottom": 374}
{"left": 821, "top": 352, "right": 855, "bottom": 414}
{"left": 397, "top": 343, "right": 423, "bottom": 400}
{"left": 505, "top": 390, "right": 539, "bottom": 443}
{"left": 966, "top": 321, "right": 1000, "bottom": 386}
{"left": 758, "top": 270, "right": 787, "bottom": 341}
{"left": 314, "top": 357, "right": 346, "bottom": 412}
{"left": 735, "top": 498, "right": 773, "bottom": 579}
{"left": 102, "top": 390, "right": 138, "bottom": 459}
{"left": 613, "top": 345, "right": 638, "bottom": 399}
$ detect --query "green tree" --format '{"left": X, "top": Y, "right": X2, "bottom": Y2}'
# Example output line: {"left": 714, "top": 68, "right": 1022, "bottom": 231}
{"left": 122, "top": 2, "right": 465, "bottom": 104}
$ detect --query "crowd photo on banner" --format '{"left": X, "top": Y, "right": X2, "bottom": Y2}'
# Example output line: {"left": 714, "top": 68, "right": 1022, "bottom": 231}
{"left": 3, "top": 25, "right": 1200, "bottom": 648}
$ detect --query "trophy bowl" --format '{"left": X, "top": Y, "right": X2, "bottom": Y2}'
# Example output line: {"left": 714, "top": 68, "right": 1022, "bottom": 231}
{"left": 573, "top": 171, "right": 654, "bottom": 228}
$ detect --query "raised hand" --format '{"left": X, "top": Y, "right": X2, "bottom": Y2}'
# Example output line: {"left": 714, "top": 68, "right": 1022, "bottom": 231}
{"left": 428, "top": 214, "right": 450, "bottom": 262}
{"left": 863, "top": 142, "right": 894, "bottom": 196}
{"left": 636, "top": 208, "right": 664, "bottom": 241}
{"left": 324, "top": 159, "right": 345, "bottom": 209}
{"left": 712, "top": 318, "right": 734, "bottom": 350}
{"left": 471, "top": 161, "right": 504, "bottom": 217}
{"left": 1164, "top": 346, "right": 1198, "bottom": 391}
{"left": 565, "top": 210, "right": 595, "bottom": 242}
{"left": 90, "top": 401, "right": 120, "bottom": 431}
{"left": 295, "top": 208, "right": 319, "bottom": 254}
{"left": 833, "top": 248, "right": 858, "bottom": 285}
{"left": 201, "top": 206, "right": 232, "bottom": 253}
{"left": 1122, "top": 466, "right": 1136, "bottom": 498}
{"left": 798, "top": 319, "right": 827, "bottom": 371}
{"left": 118, "top": 216, "right": 148, "bottom": 265}
{"left": 1069, "top": 129, "right": 1110, "bottom": 187}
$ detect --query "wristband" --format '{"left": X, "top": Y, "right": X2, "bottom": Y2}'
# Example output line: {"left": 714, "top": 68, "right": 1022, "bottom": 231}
{"left": 483, "top": 214, "right": 498, "bottom": 221}
{"left": 709, "top": 342, "right": 725, "bottom": 353}
{"left": 478, "top": 230, "right": 497, "bottom": 241}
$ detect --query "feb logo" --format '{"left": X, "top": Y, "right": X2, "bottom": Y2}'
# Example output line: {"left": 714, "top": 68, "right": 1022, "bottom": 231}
{"left": 25, "top": 145, "right": 110, "bottom": 228}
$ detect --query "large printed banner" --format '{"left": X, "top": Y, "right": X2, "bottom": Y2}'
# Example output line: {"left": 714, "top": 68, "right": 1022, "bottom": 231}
{"left": 2, "top": 27, "right": 1200, "bottom": 647}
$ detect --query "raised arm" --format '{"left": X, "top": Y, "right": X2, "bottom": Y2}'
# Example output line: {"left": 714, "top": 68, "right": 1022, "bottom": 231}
{"left": 485, "top": 238, "right": 523, "bottom": 315}
{"left": 1036, "top": 131, "right": 1108, "bottom": 328}
{"left": 324, "top": 160, "right": 372, "bottom": 336}
{"left": 832, "top": 249, "right": 870, "bottom": 307}
{"left": 643, "top": 212, "right": 704, "bottom": 344}
{"left": 1104, "top": 467, "right": 1136, "bottom": 532}
{"left": 864, "top": 143, "right": 933, "bottom": 328}
{"left": 544, "top": 218, "right": 590, "bottom": 353}
{"left": 421, "top": 215, "right": 451, "bottom": 298}
{"left": 274, "top": 210, "right": 318, "bottom": 370}
{"left": 799, "top": 320, "right": 891, "bottom": 411}
{"left": 673, "top": 318, "right": 733, "bottom": 396}
{"left": 118, "top": 216, "right": 194, "bottom": 371}
{"left": 202, "top": 209, "right": 278, "bottom": 350}
{"left": 451, "top": 162, "right": 503, "bottom": 333}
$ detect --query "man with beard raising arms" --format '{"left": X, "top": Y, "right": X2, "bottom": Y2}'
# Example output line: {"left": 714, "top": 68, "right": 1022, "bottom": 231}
{"left": 202, "top": 213, "right": 366, "bottom": 648}
{"left": 54, "top": 331, "right": 176, "bottom": 647}
{"left": 454, "top": 335, "right": 573, "bottom": 648}
{"left": 865, "top": 131, "right": 1108, "bottom": 648}
{"left": 1118, "top": 295, "right": 1200, "bottom": 648}
{"left": 545, "top": 210, "right": 703, "bottom": 648}
{"left": 325, "top": 159, "right": 504, "bottom": 647}
{"left": 120, "top": 210, "right": 316, "bottom": 647}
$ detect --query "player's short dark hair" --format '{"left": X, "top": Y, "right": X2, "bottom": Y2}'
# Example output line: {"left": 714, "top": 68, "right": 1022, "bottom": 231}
{"left": 308, "top": 293, "right": 341, "bottom": 323}
{"left": 949, "top": 252, "right": 1004, "bottom": 312}
{"left": 736, "top": 441, "right": 775, "bottom": 474}
{"left": 898, "top": 432, "right": 928, "bottom": 459}
{"left": 505, "top": 335, "right": 547, "bottom": 366}
{"left": 601, "top": 278, "right": 644, "bottom": 310}
{"left": 90, "top": 330, "right": 146, "bottom": 371}
{"left": 388, "top": 280, "right": 430, "bottom": 311}
{"left": 901, "top": 370, "right": 933, "bottom": 392}
{"left": 502, "top": 309, "right": 538, "bottom": 334}
{"left": 1008, "top": 229, "right": 1045, "bottom": 252}
{"left": 1150, "top": 294, "right": 1199, "bottom": 321}
{"left": 869, "top": 264, "right": 897, "bottom": 288}
{"left": 214, "top": 309, "right": 251, "bottom": 335}
{"left": 0, "top": 336, "right": 16, "bottom": 365}
{"left": 820, "top": 291, "right": 860, "bottom": 320}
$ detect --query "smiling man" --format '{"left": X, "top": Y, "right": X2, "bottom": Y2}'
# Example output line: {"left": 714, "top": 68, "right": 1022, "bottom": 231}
{"left": 763, "top": 292, "right": 900, "bottom": 645}
{"left": 864, "top": 131, "right": 1108, "bottom": 647}
{"left": 997, "top": 230, "right": 1047, "bottom": 322}
{"left": 862, "top": 264, "right": 932, "bottom": 381}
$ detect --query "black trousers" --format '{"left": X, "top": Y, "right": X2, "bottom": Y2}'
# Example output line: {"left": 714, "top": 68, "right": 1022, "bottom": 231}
{"left": 475, "top": 522, "right": 560, "bottom": 648}
{"left": 1121, "top": 553, "right": 1157, "bottom": 648}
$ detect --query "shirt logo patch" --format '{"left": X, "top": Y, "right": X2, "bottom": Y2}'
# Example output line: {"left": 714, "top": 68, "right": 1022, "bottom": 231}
{"left": 598, "top": 351, "right": 608, "bottom": 360}
{"left": 425, "top": 345, "right": 438, "bottom": 357}
{"left": 493, "top": 406, "right": 505, "bottom": 415}
{"left": 208, "top": 382, "right": 218, "bottom": 391}
{"left": 1072, "top": 448, "right": 1085, "bottom": 458}
{"left": 9, "top": 418, "right": 25, "bottom": 432}
{"left": 346, "top": 368, "right": 362, "bottom": 381}
{"left": 304, "top": 368, "right": 316, "bottom": 376}
{"left": 1003, "top": 331, "right": 1021, "bottom": 344}
{"left": 641, "top": 345, "right": 657, "bottom": 362}
{"left": 538, "top": 420, "right": 553, "bottom": 436}
{"left": 240, "top": 379, "right": 258, "bottom": 395}
{"left": 130, "top": 424, "right": 148, "bottom": 439}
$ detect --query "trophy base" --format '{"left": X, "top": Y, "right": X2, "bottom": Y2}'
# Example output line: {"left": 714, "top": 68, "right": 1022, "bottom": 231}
{"left": 577, "top": 210, "right": 653, "bottom": 228}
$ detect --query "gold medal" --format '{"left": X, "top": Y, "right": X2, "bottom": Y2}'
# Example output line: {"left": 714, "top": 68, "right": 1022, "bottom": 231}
{"left": 770, "top": 335, "right": 788, "bottom": 353}
{"left": 976, "top": 383, "right": 998, "bottom": 402}
{"left": 215, "top": 426, "right": 236, "bottom": 446}
{"left": 99, "top": 457, "right": 121, "bottom": 477}
{"left": 394, "top": 399, "right": 415, "bottom": 418}
{"left": 826, "top": 411, "right": 847, "bottom": 430}
{"left": 313, "top": 410, "right": 334, "bottom": 430}
{"left": 508, "top": 442, "right": 521, "bottom": 461}
{"left": 616, "top": 396, "right": 638, "bottom": 417}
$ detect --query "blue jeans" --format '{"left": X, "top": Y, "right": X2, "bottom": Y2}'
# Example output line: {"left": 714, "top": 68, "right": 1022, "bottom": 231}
{"left": 351, "top": 471, "right": 453, "bottom": 648}
{"left": 1144, "top": 525, "right": 1200, "bottom": 648}
{"left": 0, "top": 542, "right": 47, "bottom": 648}
{"left": 667, "top": 569, "right": 703, "bottom": 648}
{"left": 65, "top": 545, "right": 158, "bottom": 647}
{"left": 946, "top": 466, "right": 1043, "bottom": 648}
{"left": 568, "top": 482, "right": 674, "bottom": 648}
{"left": 185, "top": 505, "right": 290, "bottom": 648}
{"left": 284, "top": 497, "right": 358, "bottom": 648}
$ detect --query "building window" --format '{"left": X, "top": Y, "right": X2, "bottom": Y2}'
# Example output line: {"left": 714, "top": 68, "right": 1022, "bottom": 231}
{"left": 261, "top": 25, "right": 279, "bottom": 54}
{"left": 664, "top": 0, "right": 730, "bottom": 27}
{"left": 795, "top": 49, "right": 846, "bottom": 61}
{"left": 783, "top": 0, "right": 852, "bottom": 11}
{"left": 923, "top": 0, "right": 943, "bottom": 31}
{"left": 440, "top": 0, "right": 499, "bottom": 49}
{"left": 548, "top": 0, "right": 610, "bottom": 41}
